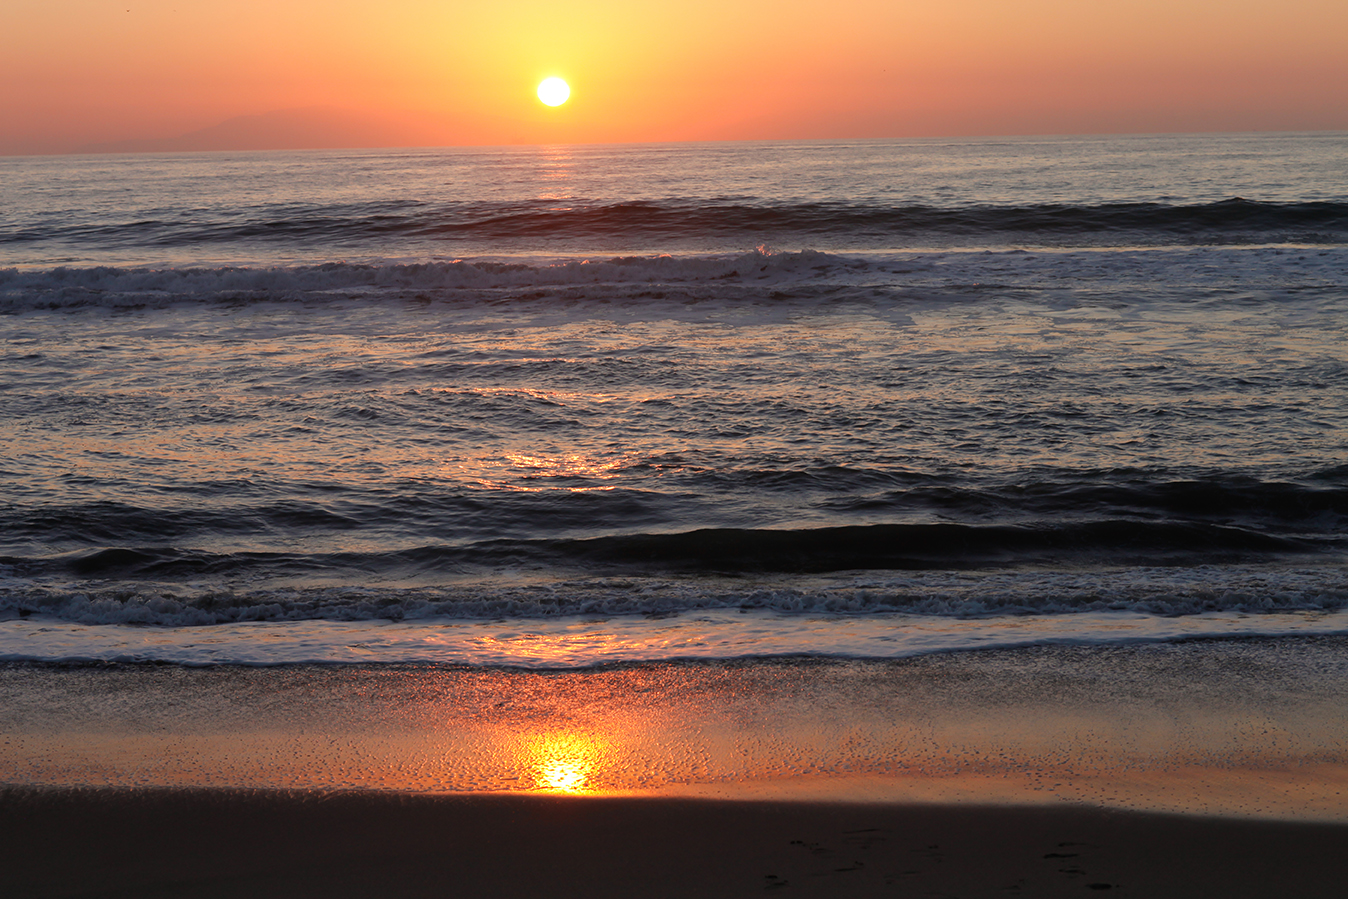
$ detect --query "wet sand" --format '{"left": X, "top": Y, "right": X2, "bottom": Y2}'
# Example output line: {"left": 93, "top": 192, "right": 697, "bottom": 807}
{"left": 3, "top": 787, "right": 1346, "bottom": 898}
{"left": 6, "top": 648, "right": 1348, "bottom": 819}
{"left": 4, "top": 646, "right": 1346, "bottom": 895}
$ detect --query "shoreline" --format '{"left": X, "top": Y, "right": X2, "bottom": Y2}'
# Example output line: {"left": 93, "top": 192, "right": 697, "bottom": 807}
{"left": 4, "top": 786, "right": 1346, "bottom": 898}
{"left": 6, "top": 606, "right": 1348, "bottom": 667}
{"left": 5, "top": 641, "right": 1347, "bottom": 820}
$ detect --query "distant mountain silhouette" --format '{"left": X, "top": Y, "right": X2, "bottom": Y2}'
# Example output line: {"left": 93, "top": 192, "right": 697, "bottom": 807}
{"left": 76, "top": 108, "right": 450, "bottom": 154}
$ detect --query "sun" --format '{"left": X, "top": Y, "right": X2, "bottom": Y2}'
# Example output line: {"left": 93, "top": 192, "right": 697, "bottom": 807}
{"left": 537, "top": 77, "right": 570, "bottom": 107}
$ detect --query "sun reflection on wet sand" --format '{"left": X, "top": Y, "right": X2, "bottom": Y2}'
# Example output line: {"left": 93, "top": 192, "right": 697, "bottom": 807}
{"left": 521, "top": 731, "right": 603, "bottom": 794}
{"left": 6, "top": 649, "right": 1348, "bottom": 821}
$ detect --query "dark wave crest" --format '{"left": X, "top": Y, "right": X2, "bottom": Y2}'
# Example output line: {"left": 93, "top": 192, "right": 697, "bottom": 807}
{"left": 553, "top": 520, "right": 1316, "bottom": 572}
{"left": 2, "top": 518, "right": 1327, "bottom": 587}
{"left": 4, "top": 474, "right": 1343, "bottom": 551}
{"left": 4, "top": 198, "right": 1344, "bottom": 250}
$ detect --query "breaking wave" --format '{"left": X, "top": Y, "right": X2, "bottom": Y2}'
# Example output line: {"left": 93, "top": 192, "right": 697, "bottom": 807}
{"left": 4, "top": 197, "right": 1345, "bottom": 250}
{"left": 5, "top": 563, "right": 1348, "bottom": 628}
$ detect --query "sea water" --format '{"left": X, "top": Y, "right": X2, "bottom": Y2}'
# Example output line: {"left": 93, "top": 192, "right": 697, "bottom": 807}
{"left": 2, "top": 134, "right": 1347, "bottom": 668}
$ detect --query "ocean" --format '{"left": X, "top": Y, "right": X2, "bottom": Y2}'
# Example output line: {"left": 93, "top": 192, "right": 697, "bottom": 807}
{"left": 2, "top": 134, "right": 1348, "bottom": 803}
{"left": 2, "top": 135, "right": 1348, "bottom": 808}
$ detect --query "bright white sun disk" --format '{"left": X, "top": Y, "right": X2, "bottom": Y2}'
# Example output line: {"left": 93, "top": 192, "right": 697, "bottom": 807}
{"left": 537, "top": 77, "right": 570, "bottom": 107}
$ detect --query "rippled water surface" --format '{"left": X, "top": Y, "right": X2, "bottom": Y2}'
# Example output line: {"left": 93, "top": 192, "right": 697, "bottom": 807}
{"left": 2, "top": 134, "right": 1347, "bottom": 663}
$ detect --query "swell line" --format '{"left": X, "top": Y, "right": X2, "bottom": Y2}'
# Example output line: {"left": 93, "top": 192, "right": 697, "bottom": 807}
{"left": 4, "top": 198, "right": 1345, "bottom": 248}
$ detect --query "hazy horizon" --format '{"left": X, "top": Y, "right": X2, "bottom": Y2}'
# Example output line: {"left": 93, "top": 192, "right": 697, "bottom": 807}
{"left": 10, "top": 106, "right": 1348, "bottom": 159}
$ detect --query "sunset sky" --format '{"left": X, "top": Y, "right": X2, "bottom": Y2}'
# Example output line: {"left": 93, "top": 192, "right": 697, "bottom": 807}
{"left": 4, "top": 0, "right": 1346, "bottom": 155}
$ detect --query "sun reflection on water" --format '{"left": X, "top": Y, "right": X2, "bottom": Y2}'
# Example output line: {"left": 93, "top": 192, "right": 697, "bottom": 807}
{"left": 448, "top": 451, "right": 635, "bottom": 491}
{"left": 536, "top": 145, "right": 574, "bottom": 201}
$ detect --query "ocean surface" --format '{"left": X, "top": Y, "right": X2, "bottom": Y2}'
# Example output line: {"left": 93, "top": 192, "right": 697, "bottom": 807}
{"left": 3, "top": 133, "right": 1348, "bottom": 668}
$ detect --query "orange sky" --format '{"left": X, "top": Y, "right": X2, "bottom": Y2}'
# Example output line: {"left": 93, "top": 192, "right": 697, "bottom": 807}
{"left": 3, "top": 0, "right": 1346, "bottom": 154}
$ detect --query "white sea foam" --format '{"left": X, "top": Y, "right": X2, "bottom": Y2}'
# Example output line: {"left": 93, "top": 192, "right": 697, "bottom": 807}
{"left": 4, "top": 608, "right": 1348, "bottom": 668}
{"left": 4, "top": 565, "right": 1347, "bottom": 632}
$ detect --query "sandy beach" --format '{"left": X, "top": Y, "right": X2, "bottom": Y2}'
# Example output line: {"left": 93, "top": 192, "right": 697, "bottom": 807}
{"left": 4, "top": 787, "right": 1346, "bottom": 898}
{"left": 4, "top": 644, "right": 1347, "bottom": 896}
